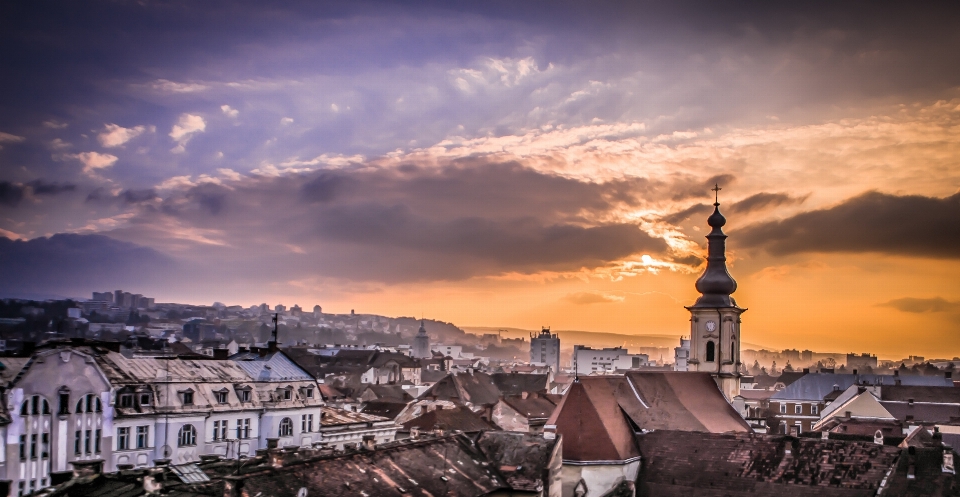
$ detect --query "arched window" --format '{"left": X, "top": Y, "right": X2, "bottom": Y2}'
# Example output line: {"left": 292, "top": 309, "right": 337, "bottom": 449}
{"left": 42, "top": 399, "right": 49, "bottom": 414}
{"left": 279, "top": 417, "right": 293, "bottom": 437}
{"left": 178, "top": 425, "right": 197, "bottom": 447}
{"left": 95, "top": 397, "right": 102, "bottom": 412}
{"left": 76, "top": 399, "right": 85, "bottom": 413}
{"left": 731, "top": 340, "right": 736, "bottom": 362}
{"left": 21, "top": 396, "right": 50, "bottom": 416}
{"left": 20, "top": 401, "right": 28, "bottom": 416}
{"left": 706, "top": 341, "right": 715, "bottom": 362}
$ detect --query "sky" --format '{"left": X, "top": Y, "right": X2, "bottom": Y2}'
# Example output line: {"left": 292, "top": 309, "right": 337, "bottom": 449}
{"left": 1, "top": 1, "right": 959, "bottom": 359}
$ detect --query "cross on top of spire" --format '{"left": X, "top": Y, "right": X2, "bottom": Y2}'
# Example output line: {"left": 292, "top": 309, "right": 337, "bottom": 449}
{"left": 711, "top": 183, "right": 722, "bottom": 205}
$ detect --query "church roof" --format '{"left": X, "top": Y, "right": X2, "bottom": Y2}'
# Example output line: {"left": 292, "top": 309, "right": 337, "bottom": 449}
{"left": 547, "top": 377, "right": 641, "bottom": 463}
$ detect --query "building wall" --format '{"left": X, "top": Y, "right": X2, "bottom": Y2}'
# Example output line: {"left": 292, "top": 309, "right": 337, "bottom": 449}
{"left": 769, "top": 400, "right": 824, "bottom": 433}
{"left": 531, "top": 333, "right": 561, "bottom": 373}
{"left": 560, "top": 461, "right": 640, "bottom": 497}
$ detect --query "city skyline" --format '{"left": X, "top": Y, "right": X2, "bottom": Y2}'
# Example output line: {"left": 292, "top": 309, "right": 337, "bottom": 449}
{"left": 1, "top": 1, "right": 959, "bottom": 358}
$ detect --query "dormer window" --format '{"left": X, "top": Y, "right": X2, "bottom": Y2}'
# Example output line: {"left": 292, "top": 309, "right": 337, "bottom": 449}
{"left": 236, "top": 386, "right": 252, "bottom": 403}
{"left": 215, "top": 389, "right": 229, "bottom": 404}
{"left": 302, "top": 386, "right": 314, "bottom": 399}
{"left": 119, "top": 394, "right": 134, "bottom": 408}
{"left": 139, "top": 393, "right": 151, "bottom": 406}
{"left": 180, "top": 389, "right": 194, "bottom": 406}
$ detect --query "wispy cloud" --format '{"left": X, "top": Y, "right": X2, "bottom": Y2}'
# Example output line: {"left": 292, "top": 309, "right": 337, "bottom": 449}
{"left": 98, "top": 123, "right": 151, "bottom": 148}
{"left": 878, "top": 297, "right": 960, "bottom": 313}
{"left": 562, "top": 291, "right": 625, "bottom": 305}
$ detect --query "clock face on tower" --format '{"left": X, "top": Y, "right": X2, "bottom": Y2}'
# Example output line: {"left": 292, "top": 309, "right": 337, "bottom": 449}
{"left": 705, "top": 320, "right": 717, "bottom": 332}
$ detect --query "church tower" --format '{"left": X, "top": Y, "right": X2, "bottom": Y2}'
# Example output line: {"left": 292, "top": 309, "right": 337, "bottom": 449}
{"left": 685, "top": 185, "right": 744, "bottom": 400}
{"left": 412, "top": 320, "right": 431, "bottom": 359}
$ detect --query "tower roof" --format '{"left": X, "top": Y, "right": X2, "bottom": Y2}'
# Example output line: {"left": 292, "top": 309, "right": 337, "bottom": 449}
{"left": 691, "top": 185, "right": 739, "bottom": 308}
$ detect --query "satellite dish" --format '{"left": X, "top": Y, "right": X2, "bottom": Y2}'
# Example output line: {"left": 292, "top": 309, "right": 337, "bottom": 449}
{"left": 297, "top": 488, "right": 308, "bottom": 497}
{"left": 161, "top": 445, "right": 172, "bottom": 458}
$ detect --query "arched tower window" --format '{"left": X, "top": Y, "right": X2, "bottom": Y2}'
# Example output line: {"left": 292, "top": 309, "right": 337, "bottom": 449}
{"left": 731, "top": 340, "right": 736, "bottom": 362}
{"left": 706, "top": 341, "right": 716, "bottom": 362}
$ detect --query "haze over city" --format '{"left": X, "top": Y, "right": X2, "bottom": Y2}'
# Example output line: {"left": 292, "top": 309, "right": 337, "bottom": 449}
{"left": 1, "top": 1, "right": 959, "bottom": 359}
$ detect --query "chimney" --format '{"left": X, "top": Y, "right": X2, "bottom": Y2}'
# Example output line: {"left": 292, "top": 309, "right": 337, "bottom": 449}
{"left": 894, "top": 369, "right": 899, "bottom": 377}
{"left": 802, "top": 368, "right": 809, "bottom": 374}
{"left": 266, "top": 438, "right": 280, "bottom": 449}
{"left": 223, "top": 477, "right": 244, "bottom": 497}
{"left": 213, "top": 349, "right": 229, "bottom": 360}
{"left": 362, "top": 435, "right": 376, "bottom": 451}
{"left": 268, "top": 449, "right": 284, "bottom": 468}
{"left": 50, "top": 471, "right": 74, "bottom": 486}
{"left": 71, "top": 459, "right": 104, "bottom": 478}
{"left": 845, "top": 411, "right": 852, "bottom": 420}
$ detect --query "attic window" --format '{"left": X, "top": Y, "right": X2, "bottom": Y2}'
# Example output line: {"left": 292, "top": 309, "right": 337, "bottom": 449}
{"left": 119, "top": 393, "right": 134, "bottom": 408}
{"left": 236, "top": 386, "right": 252, "bottom": 403}
{"left": 139, "top": 393, "right": 151, "bottom": 406}
{"left": 180, "top": 389, "right": 195, "bottom": 406}
{"left": 215, "top": 390, "right": 229, "bottom": 404}
{"left": 305, "top": 387, "right": 314, "bottom": 399}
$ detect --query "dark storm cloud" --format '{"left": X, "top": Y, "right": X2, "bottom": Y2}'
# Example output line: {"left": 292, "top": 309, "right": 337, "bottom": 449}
{"left": 0, "top": 234, "right": 173, "bottom": 296}
{"left": 729, "top": 192, "right": 808, "bottom": 214}
{"left": 661, "top": 203, "right": 711, "bottom": 225}
{"left": 878, "top": 297, "right": 960, "bottom": 313}
{"left": 86, "top": 188, "right": 158, "bottom": 204}
{"left": 0, "top": 180, "right": 76, "bottom": 207}
{"left": 737, "top": 192, "right": 960, "bottom": 259}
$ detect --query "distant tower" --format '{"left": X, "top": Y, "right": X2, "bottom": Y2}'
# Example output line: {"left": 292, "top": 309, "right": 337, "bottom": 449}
{"left": 412, "top": 320, "right": 431, "bottom": 359}
{"left": 530, "top": 327, "right": 560, "bottom": 373}
{"left": 685, "top": 185, "right": 745, "bottom": 400}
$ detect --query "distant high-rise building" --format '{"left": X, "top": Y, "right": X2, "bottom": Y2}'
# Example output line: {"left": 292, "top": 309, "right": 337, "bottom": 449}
{"left": 275, "top": 304, "right": 286, "bottom": 313}
{"left": 412, "top": 320, "right": 431, "bottom": 359}
{"left": 259, "top": 303, "right": 268, "bottom": 315}
{"left": 290, "top": 305, "right": 302, "bottom": 316}
{"left": 92, "top": 291, "right": 114, "bottom": 304}
{"left": 530, "top": 327, "right": 560, "bottom": 372}
{"left": 313, "top": 305, "right": 322, "bottom": 318}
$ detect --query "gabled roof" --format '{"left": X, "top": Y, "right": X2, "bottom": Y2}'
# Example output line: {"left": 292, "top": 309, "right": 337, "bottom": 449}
{"left": 772, "top": 373, "right": 954, "bottom": 402}
{"left": 880, "top": 385, "right": 960, "bottom": 404}
{"left": 419, "top": 371, "right": 502, "bottom": 406}
{"left": 547, "top": 377, "right": 641, "bottom": 463}
{"left": 620, "top": 372, "right": 752, "bottom": 433}
{"left": 229, "top": 351, "right": 314, "bottom": 382}
{"left": 402, "top": 406, "right": 498, "bottom": 433}
{"left": 490, "top": 372, "right": 548, "bottom": 395}
{"left": 358, "top": 384, "right": 413, "bottom": 403}
{"left": 881, "top": 401, "right": 960, "bottom": 424}
{"left": 500, "top": 394, "right": 557, "bottom": 422}
{"left": 635, "top": 430, "right": 901, "bottom": 496}
{"left": 360, "top": 401, "right": 408, "bottom": 421}
{"left": 476, "top": 431, "right": 560, "bottom": 493}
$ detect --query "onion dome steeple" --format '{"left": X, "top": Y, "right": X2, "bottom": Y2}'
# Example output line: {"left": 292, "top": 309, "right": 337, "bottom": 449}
{"left": 692, "top": 184, "right": 739, "bottom": 308}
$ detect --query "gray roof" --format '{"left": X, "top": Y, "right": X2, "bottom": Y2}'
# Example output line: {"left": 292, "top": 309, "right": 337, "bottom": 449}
{"left": 771, "top": 373, "right": 953, "bottom": 402}
{"left": 230, "top": 351, "right": 314, "bottom": 382}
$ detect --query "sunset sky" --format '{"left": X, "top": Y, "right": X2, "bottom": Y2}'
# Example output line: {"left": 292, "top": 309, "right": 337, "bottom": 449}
{"left": 1, "top": 1, "right": 958, "bottom": 358}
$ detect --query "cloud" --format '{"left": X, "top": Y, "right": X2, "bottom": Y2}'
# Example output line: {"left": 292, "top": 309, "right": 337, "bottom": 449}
{"left": 221, "top": 105, "right": 239, "bottom": 118}
{"left": 0, "top": 132, "right": 25, "bottom": 150}
{"left": 0, "top": 180, "right": 77, "bottom": 207}
{"left": 878, "top": 297, "right": 960, "bottom": 313}
{"left": 98, "top": 123, "right": 149, "bottom": 148}
{"left": 737, "top": 192, "right": 960, "bottom": 259}
{"left": 562, "top": 291, "right": 625, "bottom": 305}
{"left": 661, "top": 203, "right": 712, "bottom": 225}
{"left": 149, "top": 79, "right": 208, "bottom": 93}
{"left": 69, "top": 151, "right": 119, "bottom": 174}
{"left": 0, "top": 233, "right": 173, "bottom": 296}
{"left": 169, "top": 114, "right": 206, "bottom": 153}
{"left": 729, "top": 192, "right": 809, "bottom": 214}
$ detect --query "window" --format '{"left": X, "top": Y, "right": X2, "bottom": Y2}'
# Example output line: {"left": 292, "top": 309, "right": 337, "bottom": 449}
{"left": 95, "top": 429, "right": 101, "bottom": 453}
{"left": 139, "top": 393, "right": 151, "bottom": 406}
{"left": 279, "top": 417, "right": 293, "bottom": 437}
{"left": 305, "top": 387, "right": 314, "bottom": 399}
{"left": 282, "top": 389, "right": 292, "bottom": 401}
{"left": 95, "top": 397, "right": 102, "bottom": 412}
{"left": 74, "top": 431, "right": 81, "bottom": 455}
{"left": 75, "top": 400, "right": 84, "bottom": 413}
{"left": 58, "top": 391, "right": 70, "bottom": 415}
{"left": 215, "top": 391, "right": 228, "bottom": 404}
{"left": 182, "top": 391, "right": 194, "bottom": 405}
{"left": 795, "top": 404, "right": 802, "bottom": 415}
{"left": 118, "top": 427, "right": 130, "bottom": 450}
{"left": 239, "top": 389, "right": 251, "bottom": 403}
{"left": 119, "top": 394, "right": 134, "bottom": 408}
{"left": 213, "top": 420, "right": 228, "bottom": 441}
{"left": 301, "top": 414, "right": 314, "bottom": 432}
{"left": 237, "top": 418, "right": 251, "bottom": 439}
{"left": 705, "top": 341, "right": 715, "bottom": 362}
{"left": 20, "top": 401, "right": 27, "bottom": 416}
{"left": 30, "top": 434, "right": 37, "bottom": 459}
{"left": 84, "top": 430, "right": 91, "bottom": 454}
{"left": 779, "top": 403, "right": 786, "bottom": 414}
{"left": 19, "top": 435, "right": 26, "bottom": 461}
{"left": 178, "top": 425, "right": 197, "bottom": 447}
{"left": 42, "top": 432, "right": 49, "bottom": 458}
{"left": 812, "top": 405, "right": 819, "bottom": 415}
{"left": 136, "top": 426, "right": 149, "bottom": 449}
